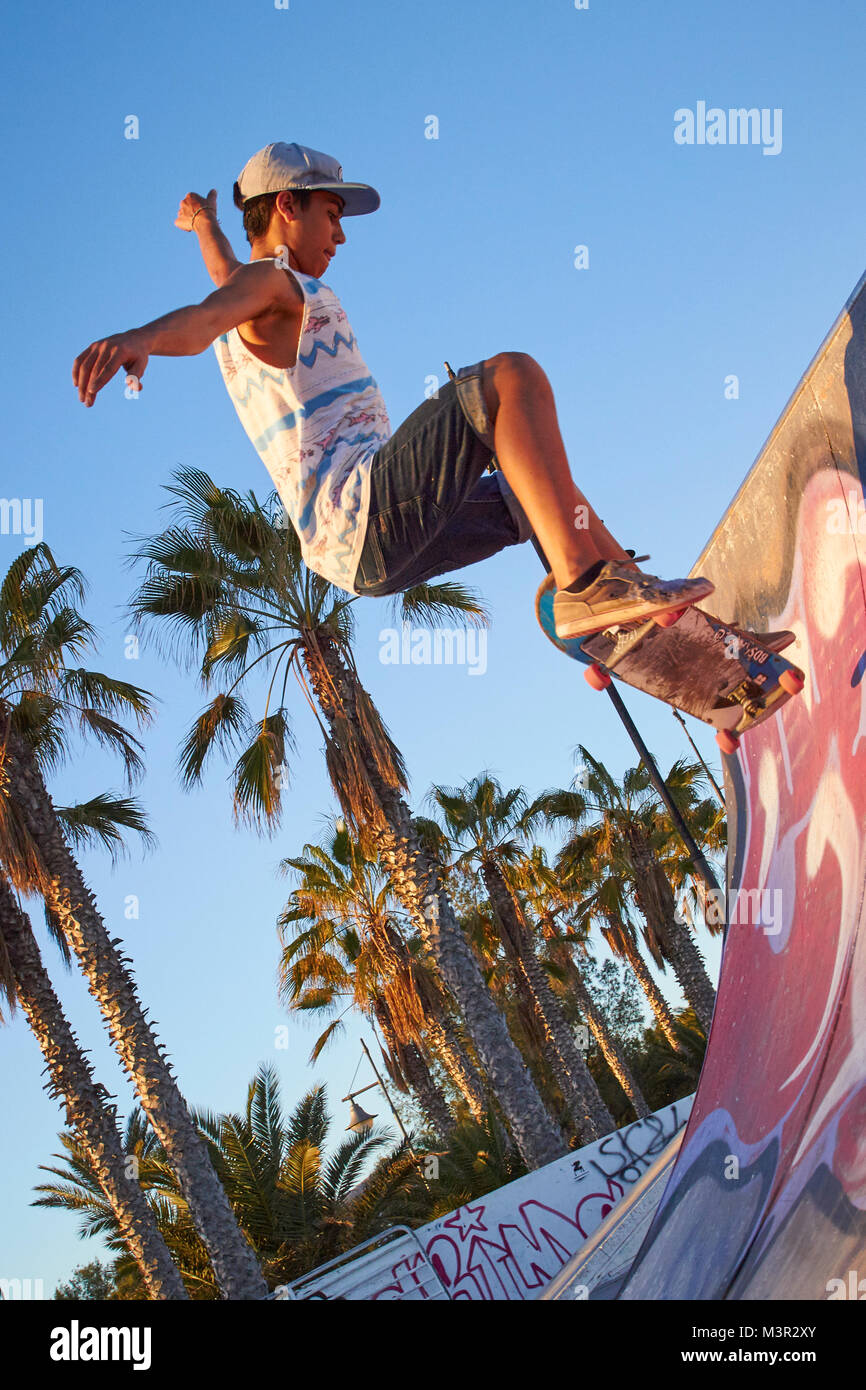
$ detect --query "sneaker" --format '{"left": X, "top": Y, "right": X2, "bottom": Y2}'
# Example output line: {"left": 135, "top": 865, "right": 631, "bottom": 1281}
{"left": 553, "top": 561, "right": 715, "bottom": 640}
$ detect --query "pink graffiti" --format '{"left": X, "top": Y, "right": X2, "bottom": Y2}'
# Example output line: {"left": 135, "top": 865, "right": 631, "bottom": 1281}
{"left": 365, "top": 1178, "right": 623, "bottom": 1302}
{"left": 684, "top": 468, "right": 866, "bottom": 1214}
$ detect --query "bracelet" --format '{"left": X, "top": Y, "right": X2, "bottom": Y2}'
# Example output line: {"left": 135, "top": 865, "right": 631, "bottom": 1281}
{"left": 190, "top": 206, "right": 212, "bottom": 230}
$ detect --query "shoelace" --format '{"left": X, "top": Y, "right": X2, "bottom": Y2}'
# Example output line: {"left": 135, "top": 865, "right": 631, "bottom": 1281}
{"left": 603, "top": 563, "right": 663, "bottom": 598}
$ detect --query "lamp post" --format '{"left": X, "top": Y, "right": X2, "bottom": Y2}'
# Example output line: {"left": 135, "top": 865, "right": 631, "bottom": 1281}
{"left": 342, "top": 1039, "right": 414, "bottom": 1149}
{"left": 672, "top": 707, "right": 725, "bottom": 805}
{"left": 343, "top": 1082, "right": 378, "bottom": 1134}
{"left": 342, "top": 1039, "right": 435, "bottom": 1190}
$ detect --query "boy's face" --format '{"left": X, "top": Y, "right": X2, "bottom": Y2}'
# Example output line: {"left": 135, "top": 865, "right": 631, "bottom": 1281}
{"left": 278, "top": 189, "right": 346, "bottom": 276}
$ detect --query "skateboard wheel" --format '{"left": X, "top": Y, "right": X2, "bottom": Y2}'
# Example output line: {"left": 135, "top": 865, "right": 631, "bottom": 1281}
{"left": 654, "top": 607, "right": 687, "bottom": 629}
{"left": 585, "top": 663, "right": 611, "bottom": 691}
{"left": 716, "top": 729, "right": 739, "bottom": 756}
{"left": 778, "top": 669, "right": 805, "bottom": 695}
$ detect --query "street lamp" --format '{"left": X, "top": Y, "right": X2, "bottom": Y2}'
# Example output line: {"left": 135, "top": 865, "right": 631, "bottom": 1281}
{"left": 342, "top": 1038, "right": 434, "bottom": 1191}
{"left": 344, "top": 1083, "right": 378, "bottom": 1134}
{"left": 342, "top": 1039, "right": 415, "bottom": 1145}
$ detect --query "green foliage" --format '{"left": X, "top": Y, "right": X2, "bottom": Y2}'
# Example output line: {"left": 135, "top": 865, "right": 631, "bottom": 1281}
{"left": 424, "top": 1111, "right": 527, "bottom": 1218}
{"left": 633, "top": 1009, "right": 708, "bottom": 1110}
{"left": 36, "top": 1065, "right": 429, "bottom": 1298}
{"left": 0, "top": 544, "right": 154, "bottom": 787}
{"left": 579, "top": 957, "right": 646, "bottom": 1046}
{"left": 53, "top": 1259, "right": 120, "bottom": 1300}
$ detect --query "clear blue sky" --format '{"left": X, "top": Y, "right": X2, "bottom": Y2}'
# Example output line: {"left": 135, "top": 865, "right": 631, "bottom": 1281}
{"left": 3, "top": 0, "right": 865, "bottom": 1294}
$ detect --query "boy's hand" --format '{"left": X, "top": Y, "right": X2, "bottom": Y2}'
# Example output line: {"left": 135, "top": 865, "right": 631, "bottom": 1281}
{"left": 73, "top": 330, "right": 150, "bottom": 407}
{"left": 175, "top": 189, "right": 218, "bottom": 232}
{"left": 72, "top": 262, "right": 291, "bottom": 405}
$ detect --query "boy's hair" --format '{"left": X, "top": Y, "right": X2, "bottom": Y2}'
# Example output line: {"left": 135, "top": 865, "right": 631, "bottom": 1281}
{"left": 232, "top": 183, "right": 312, "bottom": 244}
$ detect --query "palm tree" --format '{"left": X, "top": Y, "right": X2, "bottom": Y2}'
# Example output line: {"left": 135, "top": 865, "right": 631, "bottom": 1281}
{"left": 278, "top": 847, "right": 456, "bottom": 1137}
{"left": 544, "top": 750, "right": 720, "bottom": 1033}
{"left": 126, "top": 469, "right": 563, "bottom": 1169}
{"left": 0, "top": 874, "right": 187, "bottom": 1299}
{"left": 36, "top": 1065, "right": 428, "bottom": 1295}
{"left": 515, "top": 845, "right": 651, "bottom": 1118}
{"left": 428, "top": 773, "right": 613, "bottom": 1143}
{"left": 633, "top": 1009, "right": 708, "bottom": 1111}
{"left": 424, "top": 1110, "right": 527, "bottom": 1220}
{"left": 556, "top": 830, "right": 686, "bottom": 1054}
{"left": 445, "top": 884, "right": 574, "bottom": 1137}
{"left": 278, "top": 822, "right": 486, "bottom": 1128}
{"left": 0, "top": 544, "right": 266, "bottom": 1298}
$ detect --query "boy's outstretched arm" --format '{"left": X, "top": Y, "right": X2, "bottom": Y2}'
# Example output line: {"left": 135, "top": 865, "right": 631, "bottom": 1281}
{"left": 72, "top": 260, "right": 288, "bottom": 407}
{"left": 175, "top": 189, "right": 242, "bottom": 287}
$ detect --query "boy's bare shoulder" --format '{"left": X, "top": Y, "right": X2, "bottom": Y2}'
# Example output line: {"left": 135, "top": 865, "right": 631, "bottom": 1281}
{"left": 227, "top": 257, "right": 299, "bottom": 300}
{"left": 230, "top": 259, "right": 305, "bottom": 367}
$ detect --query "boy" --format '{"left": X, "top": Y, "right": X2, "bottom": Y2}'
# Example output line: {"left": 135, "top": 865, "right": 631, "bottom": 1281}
{"left": 73, "top": 141, "right": 712, "bottom": 635}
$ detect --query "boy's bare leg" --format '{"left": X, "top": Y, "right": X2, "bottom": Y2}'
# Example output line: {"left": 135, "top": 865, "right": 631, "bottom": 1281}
{"left": 479, "top": 352, "right": 633, "bottom": 590}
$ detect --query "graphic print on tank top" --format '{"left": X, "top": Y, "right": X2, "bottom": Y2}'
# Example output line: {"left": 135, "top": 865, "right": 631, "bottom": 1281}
{"left": 214, "top": 262, "right": 391, "bottom": 593}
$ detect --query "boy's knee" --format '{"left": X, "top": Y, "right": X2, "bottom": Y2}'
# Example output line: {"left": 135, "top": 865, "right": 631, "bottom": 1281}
{"left": 490, "top": 350, "right": 542, "bottom": 378}
{"left": 481, "top": 352, "right": 546, "bottom": 418}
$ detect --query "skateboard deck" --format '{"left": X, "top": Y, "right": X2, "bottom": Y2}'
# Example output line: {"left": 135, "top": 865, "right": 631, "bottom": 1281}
{"left": 535, "top": 573, "right": 805, "bottom": 753}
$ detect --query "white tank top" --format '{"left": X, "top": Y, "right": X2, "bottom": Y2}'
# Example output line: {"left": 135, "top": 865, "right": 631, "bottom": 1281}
{"left": 213, "top": 262, "right": 391, "bottom": 593}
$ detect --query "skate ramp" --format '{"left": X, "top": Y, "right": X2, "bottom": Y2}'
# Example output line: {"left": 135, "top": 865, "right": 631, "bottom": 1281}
{"left": 541, "top": 1131, "right": 684, "bottom": 1301}
{"left": 617, "top": 269, "right": 866, "bottom": 1299}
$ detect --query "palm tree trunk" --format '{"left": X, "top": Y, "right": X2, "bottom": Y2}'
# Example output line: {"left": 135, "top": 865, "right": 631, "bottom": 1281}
{"left": 653, "top": 903, "right": 716, "bottom": 1034}
{"left": 608, "top": 919, "right": 686, "bottom": 1055}
{"left": 426, "top": 1014, "right": 518, "bottom": 1157}
{"left": 480, "top": 864, "right": 612, "bottom": 1141}
{"left": 537, "top": 914, "right": 651, "bottom": 1118}
{"left": 401, "top": 1041, "right": 457, "bottom": 1139}
{"left": 492, "top": 949, "right": 571, "bottom": 1139}
{"left": 515, "top": 943, "right": 613, "bottom": 1141}
{"left": 303, "top": 641, "right": 565, "bottom": 1170}
{"left": 0, "top": 876, "right": 188, "bottom": 1300}
{"left": 2, "top": 725, "right": 268, "bottom": 1300}
{"left": 374, "top": 824, "right": 565, "bottom": 1167}
{"left": 423, "top": 1016, "right": 486, "bottom": 1122}
{"left": 373, "top": 921, "right": 486, "bottom": 1122}
{"left": 564, "top": 965, "right": 650, "bottom": 1118}
{"left": 627, "top": 831, "right": 716, "bottom": 1032}
{"left": 374, "top": 1001, "right": 455, "bottom": 1138}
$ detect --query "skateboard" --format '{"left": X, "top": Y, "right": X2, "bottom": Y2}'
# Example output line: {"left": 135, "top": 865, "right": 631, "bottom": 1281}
{"left": 535, "top": 573, "right": 805, "bottom": 754}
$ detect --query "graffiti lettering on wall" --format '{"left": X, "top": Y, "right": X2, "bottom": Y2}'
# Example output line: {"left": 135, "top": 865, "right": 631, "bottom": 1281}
{"left": 370, "top": 1098, "right": 691, "bottom": 1301}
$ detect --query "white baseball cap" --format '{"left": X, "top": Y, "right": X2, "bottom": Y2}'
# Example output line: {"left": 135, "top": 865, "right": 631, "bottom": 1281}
{"left": 234, "top": 142, "right": 380, "bottom": 216}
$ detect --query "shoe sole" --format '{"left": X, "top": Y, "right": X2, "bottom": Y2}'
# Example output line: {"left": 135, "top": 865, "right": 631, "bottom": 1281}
{"left": 554, "top": 582, "right": 715, "bottom": 641}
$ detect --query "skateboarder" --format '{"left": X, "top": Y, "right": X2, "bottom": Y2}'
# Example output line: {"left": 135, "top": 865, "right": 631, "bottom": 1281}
{"left": 72, "top": 141, "right": 712, "bottom": 638}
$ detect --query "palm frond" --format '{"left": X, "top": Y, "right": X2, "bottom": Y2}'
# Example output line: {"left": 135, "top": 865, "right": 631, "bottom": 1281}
{"left": 231, "top": 710, "right": 293, "bottom": 830}
{"left": 74, "top": 710, "right": 147, "bottom": 786}
{"left": 177, "top": 693, "right": 251, "bottom": 787}
{"left": 392, "top": 581, "right": 489, "bottom": 629}
{"left": 53, "top": 794, "right": 157, "bottom": 864}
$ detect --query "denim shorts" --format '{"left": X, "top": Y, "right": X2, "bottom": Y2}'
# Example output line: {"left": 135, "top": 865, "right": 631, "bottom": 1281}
{"left": 353, "top": 361, "right": 533, "bottom": 597}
